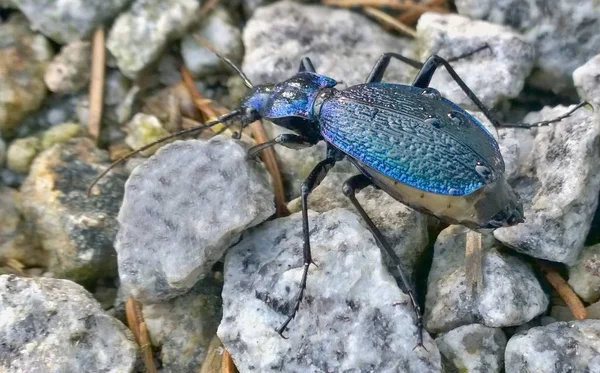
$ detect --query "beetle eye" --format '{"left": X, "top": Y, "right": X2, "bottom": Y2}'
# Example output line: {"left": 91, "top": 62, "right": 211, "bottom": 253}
{"left": 421, "top": 87, "right": 442, "bottom": 100}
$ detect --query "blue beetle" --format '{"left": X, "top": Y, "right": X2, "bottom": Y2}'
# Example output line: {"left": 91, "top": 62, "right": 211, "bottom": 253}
{"left": 89, "top": 46, "right": 585, "bottom": 346}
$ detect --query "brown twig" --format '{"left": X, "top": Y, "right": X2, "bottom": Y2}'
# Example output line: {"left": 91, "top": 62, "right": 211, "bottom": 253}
{"left": 125, "top": 297, "right": 157, "bottom": 373}
{"left": 222, "top": 348, "right": 237, "bottom": 373}
{"left": 362, "top": 7, "right": 417, "bottom": 38}
{"left": 248, "top": 121, "right": 290, "bottom": 218}
{"left": 199, "top": 0, "right": 222, "bottom": 17}
{"left": 538, "top": 261, "right": 588, "bottom": 320}
{"left": 465, "top": 230, "right": 483, "bottom": 299}
{"left": 88, "top": 27, "right": 106, "bottom": 143}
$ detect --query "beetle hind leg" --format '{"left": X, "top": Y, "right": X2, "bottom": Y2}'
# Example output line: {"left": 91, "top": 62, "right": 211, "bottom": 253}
{"left": 276, "top": 157, "right": 336, "bottom": 337}
{"left": 342, "top": 174, "right": 425, "bottom": 349}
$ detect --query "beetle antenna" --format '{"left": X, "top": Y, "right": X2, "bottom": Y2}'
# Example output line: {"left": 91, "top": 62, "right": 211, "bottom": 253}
{"left": 87, "top": 110, "right": 242, "bottom": 197}
{"left": 500, "top": 101, "right": 591, "bottom": 129}
{"left": 193, "top": 34, "right": 254, "bottom": 89}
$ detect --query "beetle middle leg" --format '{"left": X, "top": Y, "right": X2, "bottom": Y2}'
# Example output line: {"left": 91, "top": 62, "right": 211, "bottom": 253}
{"left": 276, "top": 157, "right": 337, "bottom": 337}
{"left": 298, "top": 57, "right": 316, "bottom": 73}
{"left": 342, "top": 174, "right": 425, "bottom": 348}
{"left": 246, "top": 134, "right": 317, "bottom": 160}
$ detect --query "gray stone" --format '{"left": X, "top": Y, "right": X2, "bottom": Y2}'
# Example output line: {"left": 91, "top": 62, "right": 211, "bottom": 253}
{"left": 0, "top": 136, "right": 5, "bottom": 167}
{"left": 6, "top": 137, "right": 40, "bottom": 174}
{"left": 142, "top": 275, "right": 222, "bottom": 372}
{"left": 123, "top": 113, "right": 170, "bottom": 156}
{"left": 568, "top": 243, "right": 600, "bottom": 303}
{"left": 494, "top": 105, "right": 600, "bottom": 264}
{"left": 0, "top": 14, "right": 53, "bottom": 134}
{"left": 44, "top": 41, "right": 91, "bottom": 94}
{"left": 455, "top": 0, "right": 600, "bottom": 93}
{"left": 0, "top": 275, "right": 139, "bottom": 372}
{"left": 436, "top": 324, "right": 507, "bottom": 373}
{"left": 573, "top": 53, "right": 600, "bottom": 111}
{"left": 416, "top": 12, "right": 534, "bottom": 110}
{"left": 425, "top": 225, "right": 548, "bottom": 333}
{"left": 0, "top": 186, "right": 43, "bottom": 267}
{"left": 40, "top": 122, "right": 83, "bottom": 150}
{"left": 21, "top": 138, "right": 127, "bottom": 283}
{"left": 11, "top": 0, "right": 131, "bottom": 44}
{"left": 218, "top": 209, "right": 441, "bottom": 372}
{"left": 107, "top": 0, "right": 202, "bottom": 79}
{"left": 505, "top": 320, "right": 600, "bottom": 372}
{"left": 76, "top": 69, "right": 132, "bottom": 144}
{"left": 116, "top": 137, "right": 274, "bottom": 303}
{"left": 181, "top": 7, "right": 243, "bottom": 78}
{"left": 287, "top": 163, "right": 429, "bottom": 284}
{"left": 243, "top": 1, "right": 416, "bottom": 88}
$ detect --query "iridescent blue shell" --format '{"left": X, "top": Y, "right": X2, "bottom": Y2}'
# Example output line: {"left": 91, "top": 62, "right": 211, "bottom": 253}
{"left": 319, "top": 83, "right": 504, "bottom": 196}
{"left": 262, "top": 72, "right": 337, "bottom": 119}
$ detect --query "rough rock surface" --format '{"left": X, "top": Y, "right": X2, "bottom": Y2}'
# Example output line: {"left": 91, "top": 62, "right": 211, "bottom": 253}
{"left": 123, "top": 113, "right": 170, "bottom": 156}
{"left": 243, "top": 1, "right": 416, "bottom": 88}
{"left": 0, "top": 275, "right": 139, "bottom": 372}
{"left": 436, "top": 324, "right": 507, "bottom": 373}
{"left": 568, "top": 243, "right": 600, "bottom": 303}
{"left": 6, "top": 137, "right": 40, "bottom": 173}
{"left": 181, "top": 7, "right": 243, "bottom": 77}
{"left": 21, "top": 138, "right": 127, "bottom": 283}
{"left": 116, "top": 137, "right": 274, "bottom": 303}
{"left": 425, "top": 225, "right": 548, "bottom": 333}
{"left": 505, "top": 320, "right": 600, "bottom": 372}
{"left": 573, "top": 53, "right": 600, "bottom": 111}
{"left": 0, "top": 187, "right": 43, "bottom": 267}
{"left": 0, "top": 137, "right": 5, "bottom": 167}
{"left": 416, "top": 13, "right": 534, "bottom": 110}
{"left": 287, "top": 163, "right": 429, "bottom": 284}
{"left": 455, "top": 0, "right": 600, "bottom": 92}
{"left": 142, "top": 275, "right": 222, "bottom": 372}
{"left": 494, "top": 105, "right": 600, "bottom": 264}
{"left": 44, "top": 41, "right": 91, "bottom": 94}
{"left": 107, "top": 0, "right": 202, "bottom": 79}
{"left": 10, "top": 0, "right": 131, "bottom": 43}
{"left": 0, "top": 14, "right": 53, "bottom": 134}
{"left": 218, "top": 209, "right": 441, "bottom": 372}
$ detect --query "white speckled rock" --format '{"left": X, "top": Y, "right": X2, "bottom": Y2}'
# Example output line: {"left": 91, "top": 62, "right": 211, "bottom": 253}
{"left": 181, "top": 7, "right": 243, "bottom": 78}
{"left": 455, "top": 0, "right": 600, "bottom": 93}
{"left": 107, "top": 0, "right": 201, "bottom": 79}
{"left": 416, "top": 12, "right": 533, "bottom": 110}
{"left": 44, "top": 41, "right": 91, "bottom": 94}
{"left": 0, "top": 275, "right": 139, "bottom": 372}
{"left": 243, "top": 1, "right": 416, "bottom": 88}
{"left": 287, "top": 163, "right": 429, "bottom": 284}
{"left": 425, "top": 225, "right": 548, "bottom": 333}
{"left": 505, "top": 320, "right": 600, "bottom": 372}
{"left": 568, "top": 243, "right": 600, "bottom": 303}
{"left": 116, "top": 137, "right": 274, "bottom": 303}
{"left": 436, "top": 324, "right": 507, "bottom": 373}
{"left": 494, "top": 105, "right": 600, "bottom": 264}
{"left": 142, "top": 276, "right": 222, "bottom": 372}
{"left": 573, "top": 54, "right": 600, "bottom": 111}
{"left": 10, "top": 0, "right": 131, "bottom": 43}
{"left": 218, "top": 209, "right": 441, "bottom": 372}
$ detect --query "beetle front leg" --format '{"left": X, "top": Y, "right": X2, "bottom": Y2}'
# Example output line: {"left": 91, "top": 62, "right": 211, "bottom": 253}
{"left": 342, "top": 174, "right": 425, "bottom": 349}
{"left": 298, "top": 57, "right": 316, "bottom": 73}
{"left": 246, "top": 134, "right": 317, "bottom": 160}
{"left": 276, "top": 157, "right": 337, "bottom": 337}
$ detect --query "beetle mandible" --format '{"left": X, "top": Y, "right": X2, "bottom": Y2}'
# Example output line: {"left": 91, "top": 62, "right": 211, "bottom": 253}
{"left": 89, "top": 44, "right": 587, "bottom": 347}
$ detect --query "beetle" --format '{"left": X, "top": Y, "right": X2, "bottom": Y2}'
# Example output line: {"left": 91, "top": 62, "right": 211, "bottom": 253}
{"left": 89, "top": 44, "right": 587, "bottom": 347}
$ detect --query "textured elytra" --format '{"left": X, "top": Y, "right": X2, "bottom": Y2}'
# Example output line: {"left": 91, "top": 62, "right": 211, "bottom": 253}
{"left": 320, "top": 83, "right": 503, "bottom": 195}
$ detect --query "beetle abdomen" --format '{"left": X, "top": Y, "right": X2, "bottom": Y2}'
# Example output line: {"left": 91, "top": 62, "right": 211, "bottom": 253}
{"left": 319, "top": 83, "right": 504, "bottom": 196}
